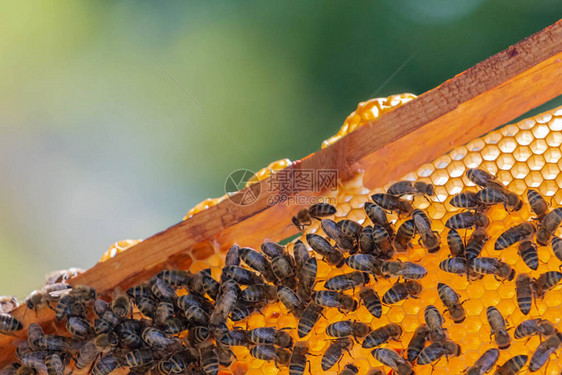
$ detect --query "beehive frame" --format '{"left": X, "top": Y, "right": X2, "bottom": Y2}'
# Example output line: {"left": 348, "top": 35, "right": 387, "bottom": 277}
{"left": 0, "top": 19, "right": 561, "bottom": 374}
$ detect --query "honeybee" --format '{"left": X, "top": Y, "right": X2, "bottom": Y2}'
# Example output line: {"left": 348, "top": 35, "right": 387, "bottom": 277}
{"left": 516, "top": 240, "right": 539, "bottom": 270}
{"left": 364, "top": 202, "right": 394, "bottom": 238}
{"left": 154, "top": 300, "right": 175, "bottom": 326}
{"left": 445, "top": 212, "right": 490, "bottom": 229}
{"left": 176, "top": 294, "right": 213, "bottom": 315}
{"left": 371, "top": 224, "right": 395, "bottom": 258}
{"left": 293, "top": 240, "right": 310, "bottom": 274}
{"left": 240, "top": 284, "right": 278, "bottom": 303}
{"left": 449, "top": 191, "right": 482, "bottom": 210}
{"left": 528, "top": 332, "right": 562, "bottom": 372}
{"left": 425, "top": 305, "right": 447, "bottom": 342}
{"left": 312, "top": 290, "right": 358, "bottom": 311}
{"left": 437, "top": 283, "right": 466, "bottom": 323}
{"left": 75, "top": 340, "right": 101, "bottom": 370}
{"left": 359, "top": 226, "right": 377, "bottom": 254}
{"left": 371, "top": 193, "right": 413, "bottom": 216}
{"left": 289, "top": 342, "right": 308, "bottom": 375}
{"left": 19, "top": 352, "right": 47, "bottom": 373}
{"left": 515, "top": 274, "right": 533, "bottom": 315}
{"left": 54, "top": 293, "right": 87, "bottom": 321}
{"left": 0, "top": 313, "right": 23, "bottom": 334}
{"left": 465, "top": 229, "right": 488, "bottom": 261}
{"left": 66, "top": 316, "right": 94, "bottom": 338}
{"left": 417, "top": 341, "right": 461, "bottom": 365}
{"left": 238, "top": 247, "right": 275, "bottom": 282}
{"left": 221, "top": 266, "right": 263, "bottom": 285}
{"left": 382, "top": 281, "right": 422, "bottom": 304}
{"left": 339, "top": 364, "right": 359, "bottom": 375}
{"left": 297, "top": 302, "right": 323, "bottom": 338}
{"left": 388, "top": 181, "right": 435, "bottom": 197}
{"left": 381, "top": 261, "right": 427, "bottom": 280}
{"left": 306, "top": 233, "right": 344, "bottom": 267}
{"left": 200, "top": 342, "right": 219, "bottom": 375}
{"left": 513, "top": 319, "right": 555, "bottom": 339}
{"left": 447, "top": 229, "right": 465, "bottom": 258}
{"left": 45, "top": 353, "right": 66, "bottom": 375}
{"left": 370, "top": 348, "right": 413, "bottom": 375}
{"left": 326, "top": 320, "right": 371, "bottom": 340}
{"left": 533, "top": 270, "right": 562, "bottom": 298}
{"left": 45, "top": 267, "right": 83, "bottom": 285}
{"left": 69, "top": 285, "right": 97, "bottom": 302}
{"left": 210, "top": 280, "right": 239, "bottom": 326}
{"left": 278, "top": 286, "right": 306, "bottom": 316}
{"left": 394, "top": 220, "right": 415, "bottom": 252}
{"left": 359, "top": 287, "right": 382, "bottom": 319}
{"left": 439, "top": 257, "right": 468, "bottom": 276}
{"left": 25, "top": 283, "right": 70, "bottom": 314}
{"left": 468, "top": 257, "right": 515, "bottom": 281}
{"left": 407, "top": 325, "right": 429, "bottom": 362}
{"left": 292, "top": 203, "right": 336, "bottom": 231}
{"left": 466, "top": 168, "right": 497, "bottom": 187}
{"left": 297, "top": 257, "right": 317, "bottom": 302}
{"left": 465, "top": 348, "right": 499, "bottom": 375}
{"left": 127, "top": 284, "right": 155, "bottom": 300}
{"left": 33, "top": 334, "right": 76, "bottom": 352}
{"left": 248, "top": 327, "right": 293, "bottom": 348}
{"left": 218, "top": 329, "right": 248, "bottom": 347}
{"left": 362, "top": 323, "right": 402, "bottom": 348}
{"left": 261, "top": 240, "right": 285, "bottom": 259}
{"left": 321, "top": 338, "right": 353, "bottom": 371}
{"left": 187, "top": 326, "right": 211, "bottom": 346}
{"left": 322, "top": 219, "right": 355, "bottom": 252}
{"left": 495, "top": 355, "right": 527, "bottom": 375}
{"left": 229, "top": 302, "right": 257, "bottom": 322}
{"left": 156, "top": 269, "right": 192, "bottom": 288}
{"left": 250, "top": 345, "right": 291, "bottom": 366}
{"left": 494, "top": 222, "right": 535, "bottom": 250}
{"left": 536, "top": 207, "right": 562, "bottom": 246}
{"left": 476, "top": 186, "right": 522, "bottom": 211}
{"left": 0, "top": 296, "right": 18, "bottom": 314}
{"left": 124, "top": 349, "right": 156, "bottom": 368}
{"left": 413, "top": 209, "right": 440, "bottom": 253}
{"left": 110, "top": 288, "right": 132, "bottom": 319}
{"left": 271, "top": 253, "right": 297, "bottom": 287}
{"left": 225, "top": 244, "right": 240, "bottom": 267}
{"left": 487, "top": 306, "right": 511, "bottom": 349}
{"left": 338, "top": 219, "right": 364, "bottom": 239}
{"left": 325, "top": 271, "right": 370, "bottom": 291}
{"left": 160, "top": 350, "right": 199, "bottom": 373}
{"left": 344, "top": 254, "right": 381, "bottom": 273}
{"left": 141, "top": 327, "right": 178, "bottom": 348}
{"left": 527, "top": 189, "right": 549, "bottom": 220}
{"left": 27, "top": 323, "right": 43, "bottom": 349}
{"left": 552, "top": 236, "right": 562, "bottom": 262}
{"left": 162, "top": 317, "right": 189, "bottom": 335}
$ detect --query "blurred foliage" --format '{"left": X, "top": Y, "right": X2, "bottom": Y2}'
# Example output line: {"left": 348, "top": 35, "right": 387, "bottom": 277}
{"left": 0, "top": 0, "right": 561, "bottom": 297}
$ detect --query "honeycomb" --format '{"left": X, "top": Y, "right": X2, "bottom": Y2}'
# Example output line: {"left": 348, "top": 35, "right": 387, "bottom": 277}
{"left": 178, "top": 106, "right": 562, "bottom": 375}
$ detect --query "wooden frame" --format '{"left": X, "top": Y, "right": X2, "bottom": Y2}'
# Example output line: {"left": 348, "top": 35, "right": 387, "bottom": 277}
{"left": 1, "top": 19, "right": 561, "bottom": 365}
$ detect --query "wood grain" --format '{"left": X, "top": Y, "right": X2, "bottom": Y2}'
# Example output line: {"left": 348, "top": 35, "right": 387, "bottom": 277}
{"left": 1, "top": 20, "right": 561, "bottom": 365}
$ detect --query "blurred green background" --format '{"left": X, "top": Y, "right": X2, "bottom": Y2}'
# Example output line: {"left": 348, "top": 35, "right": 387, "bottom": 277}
{"left": 1, "top": 1, "right": 561, "bottom": 298}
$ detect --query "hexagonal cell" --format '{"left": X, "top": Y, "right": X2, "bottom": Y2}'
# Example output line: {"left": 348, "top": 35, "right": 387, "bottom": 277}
{"left": 430, "top": 169, "right": 449, "bottom": 186}
{"left": 496, "top": 299, "right": 516, "bottom": 316}
{"left": 498, "top": 136, "right": 517, "bottom": 153}
{"left": 549, "top": 116, "right": 562, "bottom": 131}
{"left": 515, "top": 129, "right": 534, "bottom": 145}
{"left": 508, "top": 178, "right": 527, "bottom": 195}
{"left": 479, "top": 161, "right": 499, "bottom": 176}
{"left": 484, "top": 131, "right": 502, "bottom": 145}
{"left": 545, "top": 131, "right": 562, "bottom": 150}
{"left": 524, "top": 170, "right": 543, "bottom": 187}
{"left": 496, "top": 153, "right": 516, "bottom": 170}
{"left": 530, "top": 139, "right": 548, "bottom": 156}
{"left": 510, "top": 162, "right": 530, "bottom": 179}
{"left": 463, "top": 152, "right": 483, "bottom": 168}
{"left": 496, "top": 170, "right": 513, "bottom": 185}
{"left": 512, "top": 146, "right": 531, "bottom": 162}
{"left": 482, "top": 144, "right": 500, "bottom": 161}
{"left": 446, "top": 160, "right": 465, "bottom": 178}
{"left": 534, "top": 112, "right": 553, "bottom": 124}
{"left": 500, "top": 124, "right": 519, "bottom": 137}
{"left": 467, "top": 138, "right": 486, "bottom": 152}
{"left": 527, "top": 154, "right": 545, "bottom": 171}
{"left": 542, "top": 163, "right": 559, "bottom": 180}
{"left": 539, "top": 180, "right": 558, "bottom": 197}
{"left": 463, "top": 299, "right": 484, "bottom": 316}
{"left": 434, "top": 154, "right": 452, "bottom": 170}
{"left": 531, "top": 123, "right": 550, "bottom": 138}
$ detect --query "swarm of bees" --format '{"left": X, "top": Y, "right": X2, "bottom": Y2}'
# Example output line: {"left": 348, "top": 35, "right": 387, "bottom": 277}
{"left": 2, "top": 168, "right": 562, "bottom": 375}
